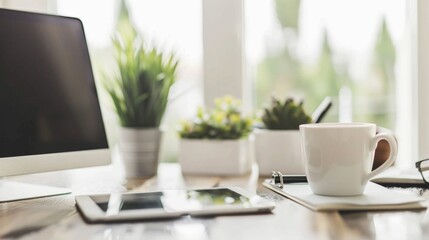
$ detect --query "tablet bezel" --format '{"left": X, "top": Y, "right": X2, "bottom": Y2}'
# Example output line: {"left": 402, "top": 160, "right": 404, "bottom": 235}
{"left": 75, "top": 187, "right": 275, "bottom": 222}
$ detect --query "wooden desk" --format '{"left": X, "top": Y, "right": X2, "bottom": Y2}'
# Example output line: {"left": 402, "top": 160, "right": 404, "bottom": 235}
{"left": 1, "top": 163, "right": 429, "bottom": 240}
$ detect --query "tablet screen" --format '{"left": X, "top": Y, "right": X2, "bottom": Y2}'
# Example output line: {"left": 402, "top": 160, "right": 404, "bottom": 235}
{"left": 90, "top": 188, "right": 250, "bottom": 213}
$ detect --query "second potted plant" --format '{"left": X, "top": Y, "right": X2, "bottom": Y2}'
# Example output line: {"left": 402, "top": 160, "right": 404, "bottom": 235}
{"left": 178, "top": 96, "right": 253, "bottom": 175}
{"left": 254, "top": 97, "right": 312, "bottom": 176}
{"left": 105, "top": 8, "right": 178, "bottom": 179}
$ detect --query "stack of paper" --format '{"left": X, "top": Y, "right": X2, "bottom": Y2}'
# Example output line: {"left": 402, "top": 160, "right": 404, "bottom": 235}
{"left": 263, "top": 180, "right": 426, "bottom": 211}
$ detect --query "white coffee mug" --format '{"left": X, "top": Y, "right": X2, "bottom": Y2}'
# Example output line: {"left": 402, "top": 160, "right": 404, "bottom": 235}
{"left": 299, "top": 123, "right": 397, "bottom": 196}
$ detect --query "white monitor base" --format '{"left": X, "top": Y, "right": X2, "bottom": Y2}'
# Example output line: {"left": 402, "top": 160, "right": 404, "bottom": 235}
{"left": 0, "top": 181, "right": 71, "bottom": 203}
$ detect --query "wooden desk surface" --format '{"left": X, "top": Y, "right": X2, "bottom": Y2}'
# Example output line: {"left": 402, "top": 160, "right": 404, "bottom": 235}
{"left": 1, "top": 163, "right": 429, "bottom": 240}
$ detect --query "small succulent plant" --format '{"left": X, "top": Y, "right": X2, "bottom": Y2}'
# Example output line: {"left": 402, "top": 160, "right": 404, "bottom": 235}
{"left": 179, "top": 96, "right": 253, "bottom": 139}
{"left": 262, "top": 97, "right": 312, "bottom": 130}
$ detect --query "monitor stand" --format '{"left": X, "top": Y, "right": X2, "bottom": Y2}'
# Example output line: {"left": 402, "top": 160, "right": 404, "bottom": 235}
{"left": 0, "top": 180, "right": 71, "bottom": 203}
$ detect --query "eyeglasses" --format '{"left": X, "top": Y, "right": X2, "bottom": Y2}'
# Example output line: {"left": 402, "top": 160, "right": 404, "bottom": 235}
{"left": 415, "top": 159, "right": 429, "bottom": 184}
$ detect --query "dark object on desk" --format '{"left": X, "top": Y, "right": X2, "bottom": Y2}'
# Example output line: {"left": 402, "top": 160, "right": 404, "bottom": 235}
{"left": 0, "top": 8, "right": 110, "bottom": 202}
{"left": 416, "top": 158, "right": 429, "bottom": 185}
{"left": 375, "top": 182, "right": 429, "bottom": 189}
{"left": 271, "top": 171, "right": 307, "bottom": 188}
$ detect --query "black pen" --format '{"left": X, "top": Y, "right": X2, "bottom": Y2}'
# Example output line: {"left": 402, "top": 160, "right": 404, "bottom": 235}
{"left": 312, "top": 97, "right": 333, "bottom": 123}
{"left": 271, "top": 172, "right": 307, "bottom": 186}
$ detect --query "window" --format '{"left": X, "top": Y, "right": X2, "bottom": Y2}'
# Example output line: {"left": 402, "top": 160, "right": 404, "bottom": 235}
{"left": 1, "top": 0, "right": 424, "bottom": 167}
{"left": 55, "top": 0, "right": 203, "bottom": 162}
{"left": 245, "top": 0, "right": 414, "bottom": 167}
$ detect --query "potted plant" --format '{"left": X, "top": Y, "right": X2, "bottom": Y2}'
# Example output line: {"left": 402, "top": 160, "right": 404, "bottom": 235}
{"left": 254, "top": 97, "right": 312, "bottom": 176}
{"left": 105, "top": 17, "right": 178, "bottom": 179}
{"left": 178, "top": 96, "right": 253, "bottom": 175}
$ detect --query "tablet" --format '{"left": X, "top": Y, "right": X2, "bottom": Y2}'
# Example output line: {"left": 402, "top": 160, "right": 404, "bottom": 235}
{"left": 75, "top": 187, "right": 275, "bottom": 222}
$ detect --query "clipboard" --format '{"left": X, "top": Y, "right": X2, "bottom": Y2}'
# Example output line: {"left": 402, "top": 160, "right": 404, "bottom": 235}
{"left": 264, "top": 173, "right": 427, "bottom": 211}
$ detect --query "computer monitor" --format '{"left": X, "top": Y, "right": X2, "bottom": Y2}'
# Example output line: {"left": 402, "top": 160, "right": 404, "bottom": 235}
{"left": 0, "top": 8, "right": 110, "bottom": 202}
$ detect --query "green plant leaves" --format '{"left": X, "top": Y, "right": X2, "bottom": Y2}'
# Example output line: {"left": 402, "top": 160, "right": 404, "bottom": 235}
{"left": 262, "top": 97, "right": 312, "bottom": 130}
{"left": 105, "top": 18, "right": 178, "bottom": 128}
{"left": 179, "top": 96, "right": 253, "bottom": 139}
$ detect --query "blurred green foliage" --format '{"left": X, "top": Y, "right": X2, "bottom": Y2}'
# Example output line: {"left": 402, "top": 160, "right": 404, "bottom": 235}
{"left": 275, "top": 0, "right": 301, "bottom": 30}
{"left": 256, "top": 0, "right": 396, "bottom": 128}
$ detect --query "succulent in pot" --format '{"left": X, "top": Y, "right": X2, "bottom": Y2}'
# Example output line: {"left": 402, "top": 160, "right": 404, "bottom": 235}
{"left": 255, "top": 97, "right": 312, "bottom": 176}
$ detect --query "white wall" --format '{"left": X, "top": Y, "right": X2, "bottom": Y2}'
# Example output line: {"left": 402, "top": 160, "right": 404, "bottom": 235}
{"left": 1, "top": 0, "right": 51, "bottom": 12}
{"left": 418, "top": 0, "right": 429, "bottom": 160}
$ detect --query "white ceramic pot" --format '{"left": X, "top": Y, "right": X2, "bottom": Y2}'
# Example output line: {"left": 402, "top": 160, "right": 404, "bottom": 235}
{"left": 119, "top": 127, "right": 162, "bottom": 179}
{"left": 178, "top": 138, "right": 252, "bottom": 175}
{"left": 254, "top": 129, "right": 305, "bottom": 176}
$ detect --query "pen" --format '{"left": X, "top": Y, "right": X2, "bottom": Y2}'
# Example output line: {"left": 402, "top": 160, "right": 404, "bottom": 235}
{"left": 312, "top": 97, "right": 333, "bottom": 123}
{"left": 271, "top": 171, "right": 307, "bottom": 187}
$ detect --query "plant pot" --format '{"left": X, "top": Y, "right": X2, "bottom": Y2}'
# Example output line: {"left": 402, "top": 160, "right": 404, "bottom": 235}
{"left": 254, "top": 129, "right": 304, "bottom": 176}
{"left": 178, "top": 138, "right": 252, "bottom": 175}
{"left": 119, "top": 127, "right": 162, "bottom": 179}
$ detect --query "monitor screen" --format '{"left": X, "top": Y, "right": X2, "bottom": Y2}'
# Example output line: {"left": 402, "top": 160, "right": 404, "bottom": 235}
{"left": 0, "top": 9, "right": 108, "bottom": 165}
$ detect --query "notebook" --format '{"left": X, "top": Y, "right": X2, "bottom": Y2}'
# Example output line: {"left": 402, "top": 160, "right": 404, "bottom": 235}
{"left": 263, "top": 179, "right": 426, "bottom": 211}
{"left": 370, "top": 167, "right": 425, "bottom": 186}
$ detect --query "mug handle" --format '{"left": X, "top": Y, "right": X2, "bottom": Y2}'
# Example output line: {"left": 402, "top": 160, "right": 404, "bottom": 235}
{"left": 365, "top": 133, "right": 398, "bottom": 181}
